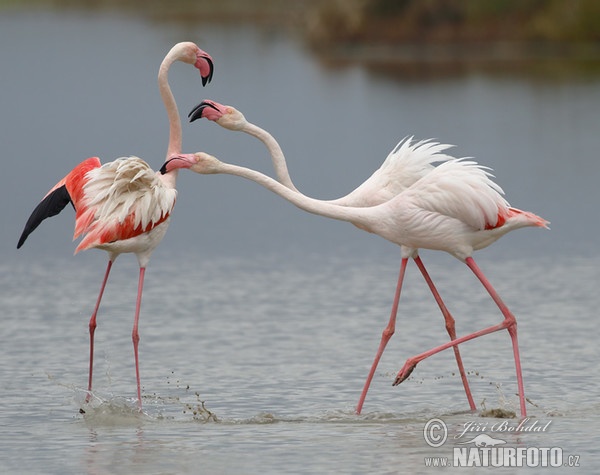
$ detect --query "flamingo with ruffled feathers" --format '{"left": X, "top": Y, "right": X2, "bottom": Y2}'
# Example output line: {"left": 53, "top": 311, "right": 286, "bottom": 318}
{"left": 17, "top": 42, "right": 214, "bottom": 410}
{"left": 163, "top": 150, "right": 548, "bottom": 418}
{"left": 187, "top": 100, "right": 477, "bottom": 414}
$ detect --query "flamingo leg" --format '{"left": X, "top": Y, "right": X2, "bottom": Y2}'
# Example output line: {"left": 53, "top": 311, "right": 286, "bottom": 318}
{"left": 465, "top": 257, "right": 526, "bottom": 418}
{"left": 393, "top": 257, "right": 527, "bottom": 418}
{"left": 356, "top": 257, "right": 408, "bottom": 414}
{"left": 413, "top": 256, "right": 476, "bottom": 411}
{"left": 132, "top": 267, "right": 146, "bottom": 409}
{"left": 85, "top": 259, "right": 113, "bottom": 403}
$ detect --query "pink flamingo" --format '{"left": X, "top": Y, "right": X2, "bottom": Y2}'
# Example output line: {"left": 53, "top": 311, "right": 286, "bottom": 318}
{"left": 17, "top": 42, "right": 214, "bottom": 410}
{"left": 188, "top": 100, "right": 477, "bottom": 414}
{"left": 163, "top": 151, "right": 548, "bottom": 418}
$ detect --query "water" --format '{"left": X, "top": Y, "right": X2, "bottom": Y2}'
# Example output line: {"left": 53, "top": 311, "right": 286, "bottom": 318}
{"left": 2, "top": 252, "right": 599, "bottom": 473}
{"left": 1, "top": 6, "right": 600, "bottom": 474}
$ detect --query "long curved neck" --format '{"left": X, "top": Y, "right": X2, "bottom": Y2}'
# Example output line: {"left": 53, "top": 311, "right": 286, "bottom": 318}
{"left": 241, "top": 122, "right": 299, "bottom": 192}
{"left": 158, "top": 56, "right": 182, "bottom": 159}
{"left": 217, "top": 161, "right": 374, "bottom": 228}
{"left": 240, "top": 121, "right": 361, "bottom": 206}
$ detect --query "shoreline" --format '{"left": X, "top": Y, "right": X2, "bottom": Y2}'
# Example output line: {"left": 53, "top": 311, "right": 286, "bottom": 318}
{"left": 4, "top": 0, "right": 600, "bottom": 73}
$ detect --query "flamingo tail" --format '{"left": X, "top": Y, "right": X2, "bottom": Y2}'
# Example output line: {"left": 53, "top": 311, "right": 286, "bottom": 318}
{"left": 508, "top": 207, "right": 550, "bottom": 229}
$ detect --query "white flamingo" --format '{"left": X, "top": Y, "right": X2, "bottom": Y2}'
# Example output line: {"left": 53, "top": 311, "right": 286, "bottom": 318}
{"left": 163, "top": 151, "right": 548, "bottom": 418}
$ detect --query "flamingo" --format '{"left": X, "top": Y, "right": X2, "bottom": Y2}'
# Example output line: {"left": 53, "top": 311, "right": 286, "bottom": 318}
{"left": 162, "top": 151, "right": 548, "bottom": 418}
{"left": 16, "top": 42, "right": 214, "bottom": 410}
{"left": 188, "top": 100, "right": 477, "bottom": 414}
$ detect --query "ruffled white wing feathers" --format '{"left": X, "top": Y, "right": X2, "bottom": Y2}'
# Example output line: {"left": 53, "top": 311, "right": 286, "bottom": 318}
{"left": 403, "top": 158, "right": 510, "bottom": 230}
{"left": 79, "top": 156, "right": 176, "bottom": 241}
{"left": 335, "top": 137, "right": 455, "bottom": 206}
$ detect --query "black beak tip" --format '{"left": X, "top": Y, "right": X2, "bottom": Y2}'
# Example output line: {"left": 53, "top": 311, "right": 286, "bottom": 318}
{"left": 188, "top": 103, "right": 204, "bottom": 122}
{"left": 188, "top": 100, "right": 219, "bottom": 122}
{"left": 202, "top": 57, "right": 214, "bottom": 87}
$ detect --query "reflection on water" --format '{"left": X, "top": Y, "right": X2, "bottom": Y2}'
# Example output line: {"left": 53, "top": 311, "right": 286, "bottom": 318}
{"left": 1, "top": 8, "right": 599, "bottom": 475}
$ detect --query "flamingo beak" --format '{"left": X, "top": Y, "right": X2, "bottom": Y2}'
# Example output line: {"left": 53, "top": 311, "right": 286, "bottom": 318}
{"left": 159, "top": 154, "right": 198, "bottom": 174}
{"left": 195, "top": 51, "right": 214, "bottom": 86}
{"left": 188, "top": 100, "right": 221, "bottom": 122}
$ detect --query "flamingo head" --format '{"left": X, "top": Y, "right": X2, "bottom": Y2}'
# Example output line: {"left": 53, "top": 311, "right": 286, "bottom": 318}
{"left": 159, "top": 152, "right": 222, "bottom": 175}
{"left": 188, "top": 100, "right": 247, "bottom": 131}
{"left": 171, "top": 42, "right": 214, "bottom": 86}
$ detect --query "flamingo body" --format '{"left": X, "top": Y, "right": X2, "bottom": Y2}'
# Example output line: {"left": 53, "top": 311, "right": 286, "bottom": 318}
{"left": 362, "top": 158, "right": 548, "bottom": 260}
{"left": 18, "top": 156, "right": 177, "bottom": 261}
{"left": 74, "top": 157, "right": 176, "bottom": 257}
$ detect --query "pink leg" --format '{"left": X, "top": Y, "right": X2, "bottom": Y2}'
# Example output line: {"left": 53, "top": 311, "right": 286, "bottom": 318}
{"left": 85, "top": 260, "right": 113, "bottom": 403}
{"left": 132, "top": 267, "right": 146, "bottom": 410}
{"left": 356, "top": 258, "right": 408, "bottom": 414}
{"left": 413, "top": 256, "right": 476, "bottom": 410}
{"left": 393, "top": 257, "right": 527, "bottom": 418}
{"left": 465, "top": 257, "right": 526, "bottom": 418}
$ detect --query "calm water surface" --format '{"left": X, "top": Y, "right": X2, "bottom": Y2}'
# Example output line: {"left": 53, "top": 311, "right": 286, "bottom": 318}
{"left": 2, "top": 252, "right": 599, "bottom": 474}
{"left": 1, "top": 7, "right": 599, "bottom": 475}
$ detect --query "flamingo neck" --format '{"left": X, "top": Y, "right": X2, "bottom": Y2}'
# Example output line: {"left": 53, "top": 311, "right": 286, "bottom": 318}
{"left": 217, "top": 161, "right": 374, "bottom": 228}
{"left": 242, "top": 122, "right": 299, "bottom": 192}
{"left": 158, "top": 56, "right": 182, "bottom": 159}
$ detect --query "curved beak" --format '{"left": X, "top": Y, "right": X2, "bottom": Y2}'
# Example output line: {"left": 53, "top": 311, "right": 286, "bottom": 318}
{"left": 195, "top": 51, "right": 214, "bottom": 86}
{"left": 188, "top": 100, "right": 221, "bottom": 122}
{"left": 159, "top": 153, "right": 198, "bottom": 175}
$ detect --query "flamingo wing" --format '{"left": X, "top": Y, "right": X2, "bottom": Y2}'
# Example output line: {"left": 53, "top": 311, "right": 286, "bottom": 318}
{"left": 17, "top": 185, "right": 72, "bottom": 249}
{"left": 74, "top": 157, "right": 176, "bottom": 252}
{"left": 17, "top": 157, "right": 101, "bottom": 249}
{"left": 17, "top": 156, "right": 176, "bottom": 252}
{"left": 404, "top": 158, "right": 510, "bottom": 231}
{"left": 335, "top": 138, "right": 456, "bottom": 207}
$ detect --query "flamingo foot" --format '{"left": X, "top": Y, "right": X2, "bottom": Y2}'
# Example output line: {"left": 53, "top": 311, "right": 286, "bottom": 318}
{"left": 393, "top": 361, "right": 417, "bottom": 386}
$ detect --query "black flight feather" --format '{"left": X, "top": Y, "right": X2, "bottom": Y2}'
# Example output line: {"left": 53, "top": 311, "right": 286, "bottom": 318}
{"left": 17, "top": 184, "right": 73, "bottom": 249}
